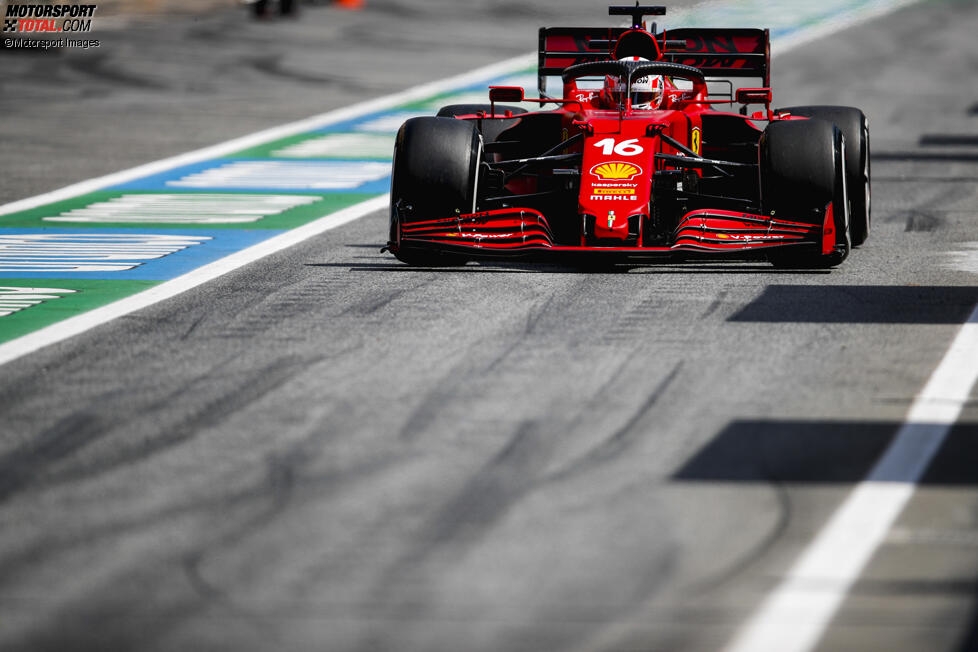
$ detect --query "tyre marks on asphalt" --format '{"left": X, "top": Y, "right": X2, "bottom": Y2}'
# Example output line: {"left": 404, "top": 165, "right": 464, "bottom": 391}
{"left": 0, "top": 412, "right": 106, "bottom": 502}
{"left": 359, "top": 358, "right": 685, "bottom": 652}
{"left": 0, "top": 350, "right": 329, "bottom": 652}
{"left": 356, "top": 422, "right": 555, "bottom": 652}
{"left": 66, "top": 51, "right": 171, "bottom": 91}
{"left": 545, "top": 361, "right": 683, "bottom": 483}
{"left": 2, "top": 352, "right": 315, "bottom": 498}
{"left": 348, "top": 267, "right": 697, "bottom": 650}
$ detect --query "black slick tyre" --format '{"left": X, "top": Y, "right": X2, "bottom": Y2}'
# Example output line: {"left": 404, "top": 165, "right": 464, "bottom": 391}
{"left": 390, "top": 117, "right": 482, "bottom": 266}
{"left": 761, "top": 118, "right": 850, "bottom": 268}
{"left": 779, "top": 106, "right": 870, "bottom": 246}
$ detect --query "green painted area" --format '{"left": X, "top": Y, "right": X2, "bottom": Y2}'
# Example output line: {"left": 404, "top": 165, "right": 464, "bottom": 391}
{"left": 0, "top": 279, "right": 159, "bottom": 344}
{"left": 0, "top": 191, "right": 377, "bottom": 230}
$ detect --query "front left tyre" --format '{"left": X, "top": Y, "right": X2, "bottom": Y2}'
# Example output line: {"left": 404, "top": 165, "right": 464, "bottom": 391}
{"left": 778, "top": 106, "right": 871, "bottom": 247}
{"left": 760, "top": 118, "right": 850, "bottom": 268}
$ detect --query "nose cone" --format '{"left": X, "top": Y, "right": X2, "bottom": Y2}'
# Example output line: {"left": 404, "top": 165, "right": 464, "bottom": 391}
{"left": 579, "top": 133, "right": 655, "bottom": 241}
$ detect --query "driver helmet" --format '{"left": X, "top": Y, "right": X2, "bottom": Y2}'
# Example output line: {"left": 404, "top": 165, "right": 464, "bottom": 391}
{"left": 618, "top": 56, "right": 663, "bottom": 109}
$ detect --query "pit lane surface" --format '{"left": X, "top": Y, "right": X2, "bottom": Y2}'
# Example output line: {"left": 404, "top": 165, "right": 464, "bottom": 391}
{"left": 2, "top": 2, "right": 978, "bottom": 651}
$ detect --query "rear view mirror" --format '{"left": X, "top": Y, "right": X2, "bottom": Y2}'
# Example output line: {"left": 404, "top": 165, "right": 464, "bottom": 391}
{"left": 736, "top": 87, "right": 772, "bottom": 105}
{"left": 489, "top": 86, "right": 525, "bottom": 103}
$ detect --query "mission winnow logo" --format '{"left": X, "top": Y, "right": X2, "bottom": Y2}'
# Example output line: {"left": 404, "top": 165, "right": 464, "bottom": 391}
{"left": 3, "top": 3, "right": 99, "bottom": 48}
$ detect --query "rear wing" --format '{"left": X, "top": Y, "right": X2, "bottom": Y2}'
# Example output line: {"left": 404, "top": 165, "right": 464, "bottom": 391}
{"left": 538, "top": 26, "right": 770, "bottom": 95}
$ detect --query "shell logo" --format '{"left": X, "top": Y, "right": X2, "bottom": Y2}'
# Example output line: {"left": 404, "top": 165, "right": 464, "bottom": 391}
{"left": 590, "top": 161, "right": 642, "bottom": 181}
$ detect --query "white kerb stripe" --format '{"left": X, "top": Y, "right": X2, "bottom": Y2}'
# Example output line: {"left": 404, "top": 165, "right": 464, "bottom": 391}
{"left": 723, "top": 304, "right": 978, "bottom": 652}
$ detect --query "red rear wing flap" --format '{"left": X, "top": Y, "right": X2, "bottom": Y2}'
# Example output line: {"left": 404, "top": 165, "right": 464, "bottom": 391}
{"left": 538, "top": 27, "right": 627, "bottom": 95}
{"left": 538, "top": 26, "right": 770, "bottom": 94}
{"left": 661, "top": 28, "right": 770, "bottom": 86}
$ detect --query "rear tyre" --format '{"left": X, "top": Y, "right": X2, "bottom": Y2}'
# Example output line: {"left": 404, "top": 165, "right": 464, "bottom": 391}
{"left": 778, "top": 106, "right": 870, "bottom": 246}
{"left": 761, "top": 118, "right": 850, "bottom": 268}
{"left": 390, "top": 117, "right": 482, "bottom": 266}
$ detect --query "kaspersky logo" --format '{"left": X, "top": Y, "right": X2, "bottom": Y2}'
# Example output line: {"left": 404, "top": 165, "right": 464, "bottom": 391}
{"left": 590, "top": 161, "right": 642, "bottom": 181}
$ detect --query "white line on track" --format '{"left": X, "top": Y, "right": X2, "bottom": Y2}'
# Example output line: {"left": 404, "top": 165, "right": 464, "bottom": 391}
{"left": 723, "top": 306, "right": 978, "bottom": 652}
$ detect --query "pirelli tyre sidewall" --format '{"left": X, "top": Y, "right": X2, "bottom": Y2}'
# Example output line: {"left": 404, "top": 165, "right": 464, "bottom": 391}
{"left": 778, "top": 106, "right": 870, "bottom": 246}
{"left": 761, "top": 118, "right": 850, "bottom": 268}
{"left": 390, "top": 117, "right": 482, "bottom": 266}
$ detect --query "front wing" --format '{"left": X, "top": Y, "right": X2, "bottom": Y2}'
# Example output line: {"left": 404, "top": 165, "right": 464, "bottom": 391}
{"left": 392, "top": 207, "right": 834, "bottom": 261}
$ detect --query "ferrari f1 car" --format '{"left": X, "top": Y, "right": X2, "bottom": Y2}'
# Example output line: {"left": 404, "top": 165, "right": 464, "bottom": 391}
{"left": 386, "top": 4, "right": 871, "bottom": 267}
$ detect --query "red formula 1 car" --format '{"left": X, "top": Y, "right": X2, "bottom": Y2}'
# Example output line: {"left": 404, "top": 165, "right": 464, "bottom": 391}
{"left": 386, "top": 4, "right": 871, "bottom": 268}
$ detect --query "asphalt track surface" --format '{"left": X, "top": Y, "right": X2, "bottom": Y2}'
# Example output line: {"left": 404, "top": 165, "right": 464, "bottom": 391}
{"left": 2, "top": 1, "right": 978, "bottom": 651}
